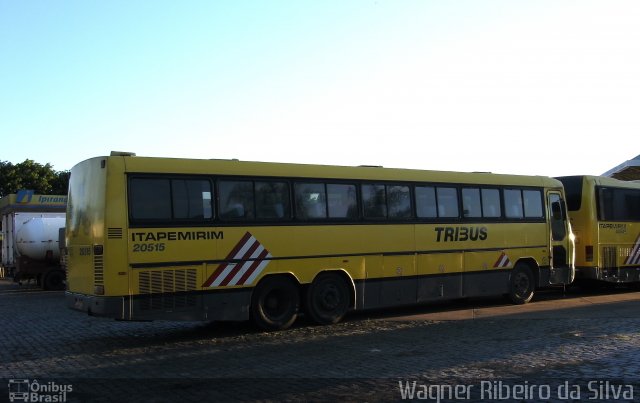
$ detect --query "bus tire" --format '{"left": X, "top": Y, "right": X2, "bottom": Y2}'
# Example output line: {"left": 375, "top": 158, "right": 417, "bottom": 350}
{"left": 250, "top": 276, "right": 299, "bottom": 331}
{"left": 508, "top": 263, "right": 535, "bottom": 304}
{"left": 306, "top": 272, "right": 350, "bottom": 325}
{"left": 43, "top": 270, "right": 65, "bottom": 291}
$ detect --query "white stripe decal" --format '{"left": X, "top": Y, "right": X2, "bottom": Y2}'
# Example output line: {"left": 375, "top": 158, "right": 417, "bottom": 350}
{"left": 233, "top": 236, "right": 257, "bottom": 260}
{"left": 244, "top": 256, "right": 272, "bottom": 286}
{"left": 228, "top": 245, "right": 266, "bottom": 286}
{"left": 494, "top": 252, "right": 511, "bottom": 268}
{"left": 213, "top": 237, "right": 259, "bottom": 286}
{"left": 625, "top": 235, "right": 640, "bottom": 265}
{"left": 205, "top": 233, "right": 273, "bottom": 287}
{"left": 212, "top": 264, "right": 236, "bottom": 287}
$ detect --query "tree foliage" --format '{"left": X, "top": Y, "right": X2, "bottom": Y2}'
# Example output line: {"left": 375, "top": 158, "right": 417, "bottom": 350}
{"left": 0, "top": 160, "right": 70, "bottom": 197}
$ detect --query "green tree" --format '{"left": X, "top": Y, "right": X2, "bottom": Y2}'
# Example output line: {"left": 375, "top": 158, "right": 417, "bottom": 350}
{"left": 0, "top": 161, "right": 19, "bottom": 197}
{"left": 0, "top": 159, "right": 70, "bottom": 197}
{"left": 51, "top": 170, "right": 71, "bottom": 194}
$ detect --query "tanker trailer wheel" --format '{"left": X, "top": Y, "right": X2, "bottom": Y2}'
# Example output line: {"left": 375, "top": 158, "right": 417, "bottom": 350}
{"left": 44, "top": 269, "right": 66, "bottom": 291}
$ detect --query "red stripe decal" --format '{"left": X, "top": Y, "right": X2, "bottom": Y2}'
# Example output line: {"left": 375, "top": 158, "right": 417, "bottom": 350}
{"left": 238, "top": 249, "right": 270, "bottom": 285}
{"left": 202, "top": 232, "right": 252, "bottom": 287}
{"left": 219, "top": 240, "right": 260, "bottom": 286}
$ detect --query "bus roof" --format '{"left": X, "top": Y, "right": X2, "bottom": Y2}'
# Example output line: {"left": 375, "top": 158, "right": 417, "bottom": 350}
{"left": 76, "top": 154, "right": 563, "bottom": 188}
{"left": 558, "top": 175, "right": 640, "bottom": 190}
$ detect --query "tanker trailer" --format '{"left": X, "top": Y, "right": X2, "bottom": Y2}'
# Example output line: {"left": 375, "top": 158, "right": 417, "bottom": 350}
{"left": 14, "top": 216, "right": 66, "bottom": 290}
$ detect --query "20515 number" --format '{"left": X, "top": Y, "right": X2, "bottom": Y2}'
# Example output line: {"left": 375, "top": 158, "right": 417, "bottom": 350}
{"left": 133, "top": 243, "right": 166, "bottom": 252}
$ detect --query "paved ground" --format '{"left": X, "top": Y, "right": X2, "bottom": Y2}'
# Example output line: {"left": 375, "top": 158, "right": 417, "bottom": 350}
{"left": 1, "top": 278, "right": 640, "bottom": 402}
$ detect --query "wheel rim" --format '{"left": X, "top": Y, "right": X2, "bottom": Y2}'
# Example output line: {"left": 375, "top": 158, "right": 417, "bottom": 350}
{"left": 262, "top": 288, "right": 291, "bottom": 321}
{"left": 310, "top": 276, "right": 349, "bottom": 323}
{"left": 317, "top": 283, "right": 341, "bottom": 312}
{"left": 513, "top": 272, "right": 530, "bottom": 297}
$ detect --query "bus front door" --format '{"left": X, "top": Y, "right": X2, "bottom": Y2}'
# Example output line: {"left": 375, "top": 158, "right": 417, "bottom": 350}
{"left": 547, "top": 191, "right": 573, "bottom": 284}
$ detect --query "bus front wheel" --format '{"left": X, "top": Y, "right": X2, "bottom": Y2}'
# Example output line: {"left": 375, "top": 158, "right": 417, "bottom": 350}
{"left": 508, "top": 264, "right": 535, "bottom": 304}
{"left": 306, "top": 272, "right": 350, "bottom": 325}
{"left": 251, "top": 276, "right": 299, "bottom": 331}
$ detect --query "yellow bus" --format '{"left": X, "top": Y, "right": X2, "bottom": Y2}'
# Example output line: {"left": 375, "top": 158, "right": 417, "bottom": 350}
{"left": 557, "top": 175, "right": 640, "bottom": 285}
{"left": 66, "top": 153, "right": 574, "bottom": 330}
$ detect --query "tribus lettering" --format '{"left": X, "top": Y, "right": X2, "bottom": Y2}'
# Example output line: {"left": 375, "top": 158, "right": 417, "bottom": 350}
{"left": 131, "top": 231, "right": 224, "bottom": 242}
{"left": 435, "top": 226, "right": 488, "bottom": 242}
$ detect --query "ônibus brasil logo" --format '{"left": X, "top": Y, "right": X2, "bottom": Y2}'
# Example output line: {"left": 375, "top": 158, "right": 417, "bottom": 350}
{"left": 8, "top": 379, "right": 73, "bottom": 402}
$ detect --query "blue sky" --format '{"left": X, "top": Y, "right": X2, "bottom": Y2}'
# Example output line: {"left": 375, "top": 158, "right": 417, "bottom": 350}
{"left": 1, "top": 1, "right": 639, "bottom": 176}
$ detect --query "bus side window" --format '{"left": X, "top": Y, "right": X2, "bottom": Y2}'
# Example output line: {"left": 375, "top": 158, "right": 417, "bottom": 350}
{"left": 295, "top": 183, "right": 327, "bottom": 219}
{"left": 415, "top": 186, "right": 437, "bottom": 218}
{"left": 362, "top": 184, "right": 387, "bottom": 219}
{"left": 219, "top": 180, "right": 255, "bottom": 220}
{"left": 598, "top": 187, "right": 640, "bottom": 221}
{"left": 481, "top": 188, "right": 501, "bottom": 218}
{"left": 130, "top": 178, "right": 172, "bottom": 220}
{"left": 256, "top": 181, "right": 290, "bottom": 219}
{"left": 436, "top": 187, "right": 459, "bottom": 218}
{"left": 504, "top": 189, "right": 524, "bottom": 219}
{"left": 387, "top": 185, "right": 412, "bottom": 219}
{"left": 462, "top": 188, "right": 481, "bottom": 218}
{"left": 172, "top": 179, "right": 213, "bottom": 220}
{"left": 523, "top": 190, "right": 543, "bottom": 218}
{"left": 327, "top": 184, "right": 358, "bottom": 219}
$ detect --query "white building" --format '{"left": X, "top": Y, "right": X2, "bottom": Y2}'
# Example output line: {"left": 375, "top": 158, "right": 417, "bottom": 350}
{"left": 602, "top": 155, "right": 640, "bottom": 181}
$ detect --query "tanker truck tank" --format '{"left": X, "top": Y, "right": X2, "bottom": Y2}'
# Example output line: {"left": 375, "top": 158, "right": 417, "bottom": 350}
{"left": 1, "top": 192, "right": 67, "bottom": 290}
{"left": 15, "top": 217, "right": 66, "bottom": 260}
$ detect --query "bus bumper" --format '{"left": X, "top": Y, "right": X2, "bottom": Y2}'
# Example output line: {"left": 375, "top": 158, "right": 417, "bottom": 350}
{"left": 577, "top": 267, "right": 640, "bottom": 283}
{"left": 66, "top": 291, "right": 127, "bottom": 319}
{"left": 66, "top": 289, "right": 252, "bottom": 321}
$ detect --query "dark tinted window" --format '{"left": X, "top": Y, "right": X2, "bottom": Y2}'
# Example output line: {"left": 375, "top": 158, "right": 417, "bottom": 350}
{"left": 462, "top": 188, "right": 482, "bottom": 218}
{"left": 523, "top": 190, "right": 543, "bottom": 218}
{"left": 416, "top": 186, "right": 458, "bottom": 219}
{"left": 464, "top": 188, "right": 502, "bottom": 219}
{"left": 362, "top": 184, "right": 387, "bottom": 218}
{"left": 550, "top": 193, "right": 567, "bottom": 240}
{"left": 504, "top": 189, "right": 524, "bottom": 219}
{"left": 388, "top": 185, "right": 412, "bottom": 219}
{"left": 482, "top": 189, "right": 501, "bottom": 218}
{"left": 437, "top": 187, "right": 459, "bottom": 218}
{"left": 598, "top": 187, "right": 640, "bottom": 221}
{"left": 172, "top": 179, "right": 212, "bottom": 220}
{"left": 219, "top": 180, "right": 255, "bottom": 220}
{"left": 556, "top": 176, "right": 583, "bottom": 211}
{"left": 327, "top": 184, "right": 358, "bottom": 218}
{"left": 295, "top": 183, "right": 327, "bottom": 219}
{"left": 415, "top": 186, "right": 437, "bottom": 218}
{"left": 255, "top": 181, "right": 290, "bottom": 219}
{"left": 130, "top": 178, "right": 172, "bottom": 220}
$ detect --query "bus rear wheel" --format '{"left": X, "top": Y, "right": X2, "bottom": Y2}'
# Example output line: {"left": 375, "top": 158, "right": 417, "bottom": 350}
{"left": 251, "top": 276, "right": 299, "bottom": 331}
{"left": 306, "top": 272, "right": 350, "bottom": 325}
{"left": 508, "top": 264, "right": 535, "bottom": 304}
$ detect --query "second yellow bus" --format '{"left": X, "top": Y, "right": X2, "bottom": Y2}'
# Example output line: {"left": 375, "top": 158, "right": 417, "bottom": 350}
{"left": 557, "top": 175, "right": 640, "bottom": 285}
